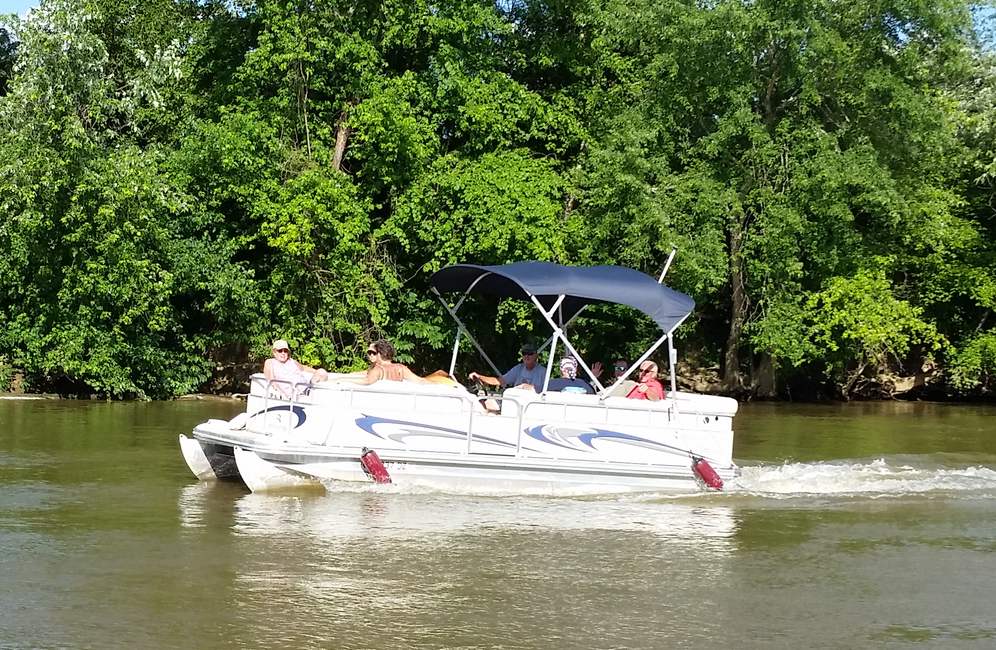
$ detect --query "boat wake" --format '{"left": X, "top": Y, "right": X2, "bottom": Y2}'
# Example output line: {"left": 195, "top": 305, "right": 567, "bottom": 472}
{"left": 290, "top": 457, "right": 996, "bottom": 500}
{"left": 731, "top": 457, "right": 996, "bottom": 498}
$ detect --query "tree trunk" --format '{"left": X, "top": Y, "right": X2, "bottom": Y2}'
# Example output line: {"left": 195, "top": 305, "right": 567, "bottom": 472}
{"left": 840, "top": 357, "right": 868, "bottom": 401}
{"left": 332, "top": 107, "right": 352, "bottom": 172}
{"left": 754, "top": 351, "right": 777, "bottom": 398}
{"left": 723, "top": 215, "right": 746, "bottom": 392}
{"left": 562, "top": 193, "right": 576, "bottom": 221}
{"left": 298, "top": 61, "right": 311, "bottom": 157}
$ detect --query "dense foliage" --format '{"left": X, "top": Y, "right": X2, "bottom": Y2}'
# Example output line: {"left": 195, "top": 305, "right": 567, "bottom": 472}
{"left": 0, "top": 0, "right": 994, "bottom": 399}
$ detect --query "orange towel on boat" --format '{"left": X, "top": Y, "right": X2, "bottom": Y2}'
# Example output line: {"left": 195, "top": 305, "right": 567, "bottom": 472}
{"left": 422, "top": 370, "right": 459, "bottom": 386}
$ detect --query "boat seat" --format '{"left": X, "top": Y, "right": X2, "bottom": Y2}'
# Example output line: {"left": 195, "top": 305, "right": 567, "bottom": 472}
{"left": 498, "top": 387, "right": 537, "bottom": 416}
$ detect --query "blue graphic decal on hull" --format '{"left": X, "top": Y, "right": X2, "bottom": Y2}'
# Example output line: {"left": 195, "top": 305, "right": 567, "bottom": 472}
{"left": 527, "top": 425, "right": 691, "bottom": 458}
{"left": 578, "top": 429, "right": 649, "bottom": 448}
{"left": 248, "top": 404, "right": 307, "bottom": 428}
{"left": 578, "top": 428, "right": 691, "bottom": 457}
{"left": 524, "top": 425, "right": 588, "bottom": 451}
{"left": 355, "top": 415, "right": 519, "bottom": 449}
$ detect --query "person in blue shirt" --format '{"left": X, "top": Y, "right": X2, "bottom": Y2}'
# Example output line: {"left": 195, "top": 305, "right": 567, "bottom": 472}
{"left": 469, "top": 342, "right": 548, "bottom": 391}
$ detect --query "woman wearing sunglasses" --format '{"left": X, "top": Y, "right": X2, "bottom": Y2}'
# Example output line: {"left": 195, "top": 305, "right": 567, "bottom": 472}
{"left": 348, "top": 339, "right": 428, "bottom": 385}
{"left": 593, "top": 358, "right": 640, "bottom": 397}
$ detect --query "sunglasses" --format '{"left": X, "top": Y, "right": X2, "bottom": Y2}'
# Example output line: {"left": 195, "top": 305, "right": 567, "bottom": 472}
{"left": 367, "top": 349, "right": 378, "bottom": 355}
{"left": 613, "top": 365, "right": 627, "bottom": 371}
{"left": 522, "top": 352, "right": 537, "bottom": 357}
{"left": 274, "top": 348, "right": 290, "bottom": 353}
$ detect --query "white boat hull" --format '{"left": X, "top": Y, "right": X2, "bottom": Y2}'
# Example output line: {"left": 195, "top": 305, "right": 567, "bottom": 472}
{"left": 181, "top": 377, "right": 739, "bottom": 495}
{"left": 178, "top": 433, "right": 240, "bottom": 480}
{"left": 231, "top": 448, "right": 736, "bottom": 495}
{"left": 233, "top": 446, "right": 326, "bottom": 492}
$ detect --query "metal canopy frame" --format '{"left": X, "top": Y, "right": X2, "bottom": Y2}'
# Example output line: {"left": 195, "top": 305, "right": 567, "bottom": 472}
{"left": 432, "top": 255, "right": 688, "bottom": 401}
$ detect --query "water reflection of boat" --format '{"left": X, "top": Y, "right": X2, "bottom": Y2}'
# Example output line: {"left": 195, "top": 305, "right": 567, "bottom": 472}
{"left": 177, "top": 481, "right": 248, "bottom": 530}
{"left": 224, "top": 491, "right": 740, "bottom": 544}
{"left": 180, "top": 262, "right": 739, "bottom": 494}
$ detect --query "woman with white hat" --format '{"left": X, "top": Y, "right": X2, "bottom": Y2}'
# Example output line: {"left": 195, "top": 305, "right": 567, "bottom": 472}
{"left": 546, "top": 356, "right": 594, "bottom": 394}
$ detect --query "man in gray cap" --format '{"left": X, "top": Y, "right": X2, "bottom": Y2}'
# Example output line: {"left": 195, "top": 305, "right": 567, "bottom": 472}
{"left": 469, "top": 342, "right": 548, "bottom": 391}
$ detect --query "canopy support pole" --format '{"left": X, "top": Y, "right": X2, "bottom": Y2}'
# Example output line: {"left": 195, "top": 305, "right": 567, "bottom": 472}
{"left": 530, "top": 295, "right": 605, "bottom": 394}
{"left": 448, "top": 327, "right": 463, "bottom": 378}
{"left": 538, "top": 295, "right": 565, "bottom": 393}
{"left": 432, "top": 287, "right": 502, "bottom": 379}
{"left": 659, "top": 247, "right": 680, "bottom": 400}
{"left": 539, "top": 304, "right": 588, "bottom": 353}
{"left": 657, "top": 246, "right": 677, "bottom": 283}
{"left": 598, "top": 313, "right": 690, "bottom": 401}
{"left": 668, "top": 333, "right": 678, "bottom": 397}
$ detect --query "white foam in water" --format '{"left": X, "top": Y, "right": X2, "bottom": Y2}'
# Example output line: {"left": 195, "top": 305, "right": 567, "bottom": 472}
{"left": 301, "top": 459, "right": 996, "bottom": 500}
{"left": 315, "top": 478, "right": 645, "bottom": 499}
{"left": 732, "top": 458, "right": 996, "bottom": 497}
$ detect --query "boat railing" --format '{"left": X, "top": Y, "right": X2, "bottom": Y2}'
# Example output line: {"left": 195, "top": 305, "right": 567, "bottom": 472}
{"left": 325, "top": 383, "right": 529, "bottom": 456}
{"left": 244, "top": 376, "right": 721, "bottom": 453}
{"left": 247, "top": 375, "right": 535, "bottom": 453}
{"left": 521, "top": 394, "right": 674, "bottom": 428}
{"left": 247, "top": 376, "right": 317, "bottom": 436}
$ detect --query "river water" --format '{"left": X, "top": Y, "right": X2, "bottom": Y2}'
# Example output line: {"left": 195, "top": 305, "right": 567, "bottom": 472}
{"left": 1, "top": 398, "right": 995, "bottom": 649}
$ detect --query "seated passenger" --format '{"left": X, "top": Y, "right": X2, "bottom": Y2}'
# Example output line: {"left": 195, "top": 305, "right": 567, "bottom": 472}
{"left": 604, "top": 357, "right": 638, "bottom": 397}
{"left": 263, "top": 339, "right": 329, "bottom": 397}
{"left": 626, "top": 361, "right": 664, "bottom": 401}
{"left": 469, "top": 342, "right": 547, "bottom": 392}
{"left": 547, "top": 356, "right": 594, "bottom": 394}
{"left": 349, "top": 339, "right": 428, "bottom": 385}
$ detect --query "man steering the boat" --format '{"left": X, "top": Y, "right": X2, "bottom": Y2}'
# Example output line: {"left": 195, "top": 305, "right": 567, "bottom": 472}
{"left": 469, "top": 342, "right": 548, "bottom": 391}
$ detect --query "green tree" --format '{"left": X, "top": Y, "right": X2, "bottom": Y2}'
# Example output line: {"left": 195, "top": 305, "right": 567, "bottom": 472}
{"left": 0, "top": 0, "right": 249, "bottom": 396}
{"left": 2, "top": 0, "right": 995, "bottom": 399}
{"left": 940, "top": 45, "right": 996, "bottom": 394}
{"left": 178, "top": 0, "right": 591, "bottom": 369}
{"left": 795, "top": 269, "right": 943, "bottom": 398}
{"left": 0, "top": 23, "right": 16, "bottom": 96}
{"left": 577, "top": 0, "right": 980, "bottom": 396}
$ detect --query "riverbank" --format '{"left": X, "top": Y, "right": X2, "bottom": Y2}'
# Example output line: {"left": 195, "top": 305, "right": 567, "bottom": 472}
{"left": 1, "top": 357, "right": 989, "bottom": 402}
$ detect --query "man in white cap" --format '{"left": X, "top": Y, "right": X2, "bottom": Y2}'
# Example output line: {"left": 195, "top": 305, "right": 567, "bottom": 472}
{"left": 263, "top": 339, "right": 328, "bottom": 396}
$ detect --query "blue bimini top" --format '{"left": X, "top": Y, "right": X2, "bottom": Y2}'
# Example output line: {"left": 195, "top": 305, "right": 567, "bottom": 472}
{"left": 429, "top": 261, "right": 695, "bottom": 334}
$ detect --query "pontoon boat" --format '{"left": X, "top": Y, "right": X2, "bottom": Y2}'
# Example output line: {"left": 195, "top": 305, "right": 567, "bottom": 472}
{"left": 179, "top": 262, "right": 739, "bottom": 493}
